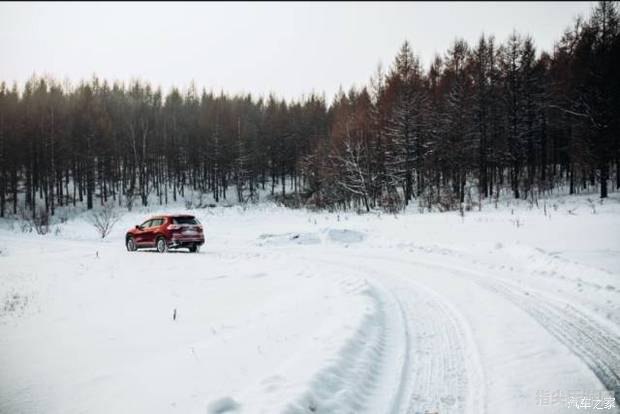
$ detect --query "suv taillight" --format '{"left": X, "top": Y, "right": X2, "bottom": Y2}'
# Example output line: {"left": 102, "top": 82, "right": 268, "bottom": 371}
{"left": 167, "top": 224, "right": 182, "bottom": 230}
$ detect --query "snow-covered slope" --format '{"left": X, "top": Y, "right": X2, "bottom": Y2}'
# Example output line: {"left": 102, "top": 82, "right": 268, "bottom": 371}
{"left": 1, "top": 193, "right": 619, "bottom": 413}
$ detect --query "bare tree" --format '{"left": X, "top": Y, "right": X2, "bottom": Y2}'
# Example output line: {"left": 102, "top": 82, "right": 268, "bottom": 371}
{"left": 89, "top": 202, "right": 120, "bottom": 239}
{"left": 331, "top": 139, "right": 374, "bottom": 212}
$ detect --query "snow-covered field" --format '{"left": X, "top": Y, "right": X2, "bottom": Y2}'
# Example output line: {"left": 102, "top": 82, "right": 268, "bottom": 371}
{"left": 1, "top": 194, "right": 619, "bottom": 413}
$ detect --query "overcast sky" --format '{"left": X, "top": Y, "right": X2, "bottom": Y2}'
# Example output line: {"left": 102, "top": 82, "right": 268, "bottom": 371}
{"left": 0, "top": 1, "right": 594, "bottom": 102}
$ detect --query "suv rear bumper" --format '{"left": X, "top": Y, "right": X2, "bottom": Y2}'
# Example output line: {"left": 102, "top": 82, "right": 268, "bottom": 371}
{"left": 169, "top": 236, "right": 205, "bottom": 248}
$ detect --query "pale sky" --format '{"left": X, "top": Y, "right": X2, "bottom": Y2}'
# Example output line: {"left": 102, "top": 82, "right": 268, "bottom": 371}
{"left": 0, "top": 1, "right": 594, "bottom": 102}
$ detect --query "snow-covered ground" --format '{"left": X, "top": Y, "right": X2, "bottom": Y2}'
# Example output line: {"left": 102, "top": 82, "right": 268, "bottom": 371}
{"left": 1, "top": 193, "right": 619, "bottom": 413}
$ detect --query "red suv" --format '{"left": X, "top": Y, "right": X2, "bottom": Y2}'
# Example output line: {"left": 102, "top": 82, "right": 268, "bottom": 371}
{"left": 126, "top": 214, "right": 205, "bottom": 253}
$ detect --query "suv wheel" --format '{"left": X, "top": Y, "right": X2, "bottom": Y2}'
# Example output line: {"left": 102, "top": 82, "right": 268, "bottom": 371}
{"left": 189, "top": 245, "right": 199, "bottom": 253}
{"left": 156, "top": 237, "right": 168, "bottom": 253}
{"left": 126, "top": 237, "right": 137, "bottom": 252}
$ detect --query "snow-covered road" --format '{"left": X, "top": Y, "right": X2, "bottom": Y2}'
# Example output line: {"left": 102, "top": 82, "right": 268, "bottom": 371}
{"left": 297, "top": 247, "right": 619, "bottom": 413}
{"left": 1, "top": 195, "right": 619, "bottom": 413}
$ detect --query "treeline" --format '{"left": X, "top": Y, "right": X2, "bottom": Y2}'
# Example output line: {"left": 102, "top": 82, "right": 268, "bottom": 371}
{"left": 0, "top": 80, "right": 328, "bottom": 217}
{"left": 0, "top": 1, "right": 618, "bottom": 217}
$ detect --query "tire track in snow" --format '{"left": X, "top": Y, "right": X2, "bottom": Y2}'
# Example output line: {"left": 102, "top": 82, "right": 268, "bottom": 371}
{"left": 395, "top": 281, "right": 485, "bottom": 414}
{"left": 474, "top": 278, "right": 620, "bottom": 405}
{"left": 298, "top": 255, "right": 484, "bottom": 414}
{"left": 364, "top": 252, "right": 620, "bottom": 406}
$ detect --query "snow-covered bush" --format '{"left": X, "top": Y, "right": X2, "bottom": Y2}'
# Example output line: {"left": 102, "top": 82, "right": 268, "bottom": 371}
{"left": 33, "top": 208, "right": 50, "bottom": 235}
{"left": 17, "top": 207, "right": 49, "bottom": 235}
{"left": 18, "top": 217, "right": 32, "bottom": 233}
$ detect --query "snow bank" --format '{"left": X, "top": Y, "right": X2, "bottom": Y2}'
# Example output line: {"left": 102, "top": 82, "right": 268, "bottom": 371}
{"left": 326, "top": 229, "right": 365, "bottom": 244}
{"left": 257, "top": 232, "right": 321, "bottom": 246}
{"left": 256, "top": 229, "right": 366, "bottom": 247}
{"left": 207, "top": 397, "right": 241, "bottom": 414}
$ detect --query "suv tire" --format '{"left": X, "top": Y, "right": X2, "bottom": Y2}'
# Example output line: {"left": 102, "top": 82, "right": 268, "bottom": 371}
{"left": 126, "top": 237, "right": 137, "bottom": 252}
{"left": 156, "top": 236, "right": 168, "bottom": 253}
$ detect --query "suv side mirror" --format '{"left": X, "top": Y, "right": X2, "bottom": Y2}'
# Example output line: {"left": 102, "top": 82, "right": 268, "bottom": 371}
{"left": 135, "top": 225, "right": 141, "bottom": 230}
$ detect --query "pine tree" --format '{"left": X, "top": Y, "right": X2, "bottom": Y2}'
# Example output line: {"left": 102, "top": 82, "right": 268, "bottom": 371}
{"left": 384, "top": 41, "right": 426, "bottom": 207}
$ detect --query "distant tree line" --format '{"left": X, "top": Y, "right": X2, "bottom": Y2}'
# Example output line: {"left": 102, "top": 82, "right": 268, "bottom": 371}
{"left": 0, "top": 1, "right": 618, "bottom": 217}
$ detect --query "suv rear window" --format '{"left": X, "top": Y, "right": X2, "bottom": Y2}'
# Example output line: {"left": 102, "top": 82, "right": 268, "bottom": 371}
{"left": 173, "top": 217, "right": 198, "bottom": 225}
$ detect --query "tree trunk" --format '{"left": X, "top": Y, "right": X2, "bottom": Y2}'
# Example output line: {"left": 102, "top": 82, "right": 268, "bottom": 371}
{"left": 600, "top": 162, "right": 608, "bottom": 199}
